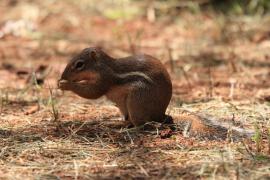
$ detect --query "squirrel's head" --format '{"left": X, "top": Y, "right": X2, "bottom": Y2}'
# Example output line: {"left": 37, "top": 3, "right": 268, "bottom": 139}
{"left": 58, "top": 47, "right": 113, "bottom": 99}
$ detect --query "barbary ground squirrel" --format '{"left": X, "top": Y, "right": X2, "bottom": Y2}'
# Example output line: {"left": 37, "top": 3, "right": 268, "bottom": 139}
{"left": 58, "top": 47, "right": 253, "bottom": 139}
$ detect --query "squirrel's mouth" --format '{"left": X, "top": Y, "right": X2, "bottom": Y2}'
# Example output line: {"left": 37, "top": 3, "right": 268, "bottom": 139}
{"left": 58, "top": 79, "right": 89, "bottom": 90}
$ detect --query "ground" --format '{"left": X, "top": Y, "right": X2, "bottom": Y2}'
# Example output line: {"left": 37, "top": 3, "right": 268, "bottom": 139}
{"left": 0, "top": 1, "right": 270, "bottom": 179}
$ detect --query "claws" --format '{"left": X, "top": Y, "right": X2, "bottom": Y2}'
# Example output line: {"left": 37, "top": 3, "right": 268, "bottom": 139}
{"left": 58, "top": 79, "right": 68, "bottom": 89}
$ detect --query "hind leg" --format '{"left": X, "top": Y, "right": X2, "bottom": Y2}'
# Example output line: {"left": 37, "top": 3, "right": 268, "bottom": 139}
{"left": 126, "top": 84, "right": 166, "bottom": 126}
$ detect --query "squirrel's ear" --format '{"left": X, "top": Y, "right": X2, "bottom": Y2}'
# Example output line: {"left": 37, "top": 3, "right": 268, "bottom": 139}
{"left": 89, "top": 50, "right": 98, "bottom": 61}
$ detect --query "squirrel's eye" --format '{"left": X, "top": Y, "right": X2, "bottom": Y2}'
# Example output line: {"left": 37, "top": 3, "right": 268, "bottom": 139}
{"left": 74, "top": 60, "right": 85, "bottom": 70}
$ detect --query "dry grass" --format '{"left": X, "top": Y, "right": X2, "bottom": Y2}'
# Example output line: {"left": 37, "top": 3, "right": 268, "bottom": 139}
{"left": 0, "top": 1, "right": 270, "bottom": 179}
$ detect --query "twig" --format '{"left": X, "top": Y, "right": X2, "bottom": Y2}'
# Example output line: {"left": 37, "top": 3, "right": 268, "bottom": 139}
{"left": 167, "top": 46, "right": 175, "bottom": 73}
{"left": 207, "top": 66, "right": 214, "bottom": 98}
{"left": 180, "top": 66, "right": 192, "bottom": 90}
{"left": 126, "top": 131, "right": 134, "bottom": 145}
{"left": 73, "top": 160, "right": 79, "bottom": 180}
{"left": 268, "top": 128, "right": 270, "bottom": 155}
{"left": 229, "top": 78, "right": 236, "bottom": 100}
{"left": 146, "top": 0, "right": 156, "bottom": 22}
{"left": 229, "top": 51, "right": 238, "bottom": 73}
{"left": 253, "top": 123, "right": 262, "bottom": 153}
{"left": 67, "top": 120, "right": 88, "bottom": 139}
{"left": 48, "top": 85, "right": 61, "bottom": 133}
{"left": 136, "top": 162, "right": 149, "bottom": 177}
{"left": 0, "top": 91, "right": 3, "bottom": 114}
{"left": 241, "top": 140, "right": 255, "bottom": 160}
{"left": 127, "top": 33, "right": 136, "bottom": 55}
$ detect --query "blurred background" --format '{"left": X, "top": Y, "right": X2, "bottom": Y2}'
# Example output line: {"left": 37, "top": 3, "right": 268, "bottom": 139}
{"left": 1, "top": 1, "right": 270, "bottom": 179}
{"left": 0, "top": 0, "right": 270, "bottom": 101}
{"left": 0, "top": 0, "right": 270, "bottom": 98}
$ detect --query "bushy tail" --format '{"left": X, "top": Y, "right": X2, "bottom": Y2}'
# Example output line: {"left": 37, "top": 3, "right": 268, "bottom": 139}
{"left": 166, "top": 110, "right": 254, "bottom": 140}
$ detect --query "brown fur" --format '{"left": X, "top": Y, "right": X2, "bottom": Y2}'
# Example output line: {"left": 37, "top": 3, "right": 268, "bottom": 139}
{"left": 106, "top": 84, "right": 132, "bottom": 119}
{"left": 73, "top": 71, "right": 100, "bottom": 84}
{"left": 59, "top": 47, "right": 172, "bottom": 126}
